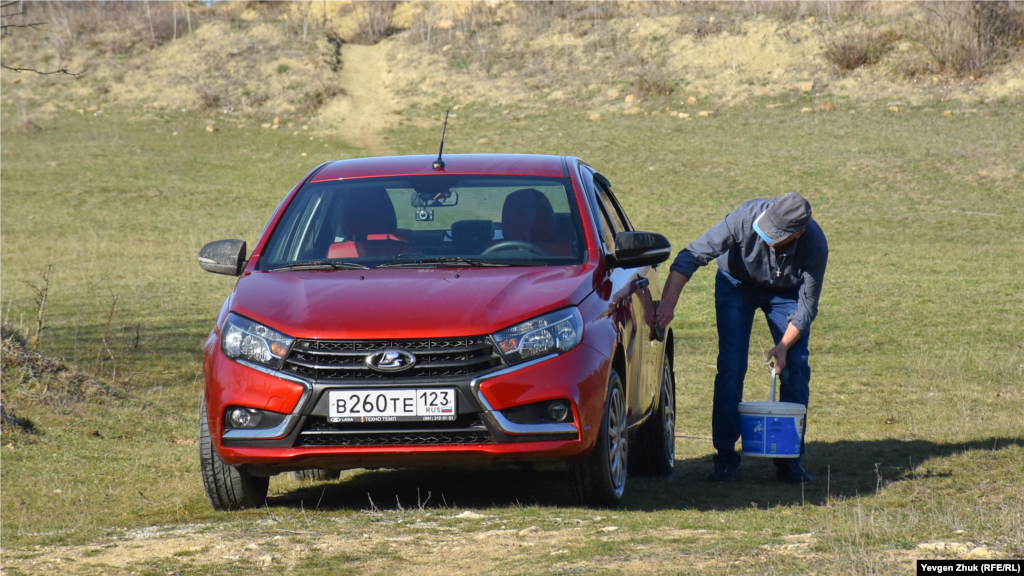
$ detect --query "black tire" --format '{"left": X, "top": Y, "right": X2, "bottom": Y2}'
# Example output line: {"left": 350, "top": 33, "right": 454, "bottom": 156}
{"left": 199, "top": 399, "right": 270, "bottom": 511}
{"left": 568, "top": 368, "right": 628, "bottom": 507}
{"left": 629, "top": 351, "right": 676, "bottom": 476}
{"left": 292, "top": 469, "right": 341, "bottom": 482}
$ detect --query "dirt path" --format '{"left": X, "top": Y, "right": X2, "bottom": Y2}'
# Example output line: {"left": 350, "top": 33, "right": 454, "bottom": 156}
{"left": 317, "top": 43, "right": 400, "bottom": 155}
{"left": 0, "top": 524, "right": 743, "bottom": 575}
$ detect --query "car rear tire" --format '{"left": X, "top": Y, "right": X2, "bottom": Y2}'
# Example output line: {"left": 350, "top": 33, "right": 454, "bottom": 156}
{"left": 568, "top": 368, "right": 627, "bottom": 507}
{"left": 292, "top": 469, "right": 341, "bottom": 482}
{"left": 199, "top": 399, "right": 270, "bottom": 511}
{"left": 629, "top": 351, "right": 676, "bottom": 476}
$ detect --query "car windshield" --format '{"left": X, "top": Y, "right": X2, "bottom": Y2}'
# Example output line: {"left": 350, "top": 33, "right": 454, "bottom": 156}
{"left": 259, "top": 175, "right": 586, "bottom": 270}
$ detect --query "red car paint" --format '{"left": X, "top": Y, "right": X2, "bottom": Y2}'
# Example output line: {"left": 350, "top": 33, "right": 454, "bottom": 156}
{"left": 203, "top": 154, "right": 671, "bottom": 474}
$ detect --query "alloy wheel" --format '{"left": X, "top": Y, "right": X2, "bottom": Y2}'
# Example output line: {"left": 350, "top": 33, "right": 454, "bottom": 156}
{"left": 661, "top": 362, "right": 676, "bottom": 465}
{"left": 607, "top": 386, "right": 627, "bottom": 496}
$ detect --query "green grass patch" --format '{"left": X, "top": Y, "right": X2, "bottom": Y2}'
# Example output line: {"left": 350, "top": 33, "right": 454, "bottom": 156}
{"left": 2, "top": 100, "right": 1022, "bottom": 574}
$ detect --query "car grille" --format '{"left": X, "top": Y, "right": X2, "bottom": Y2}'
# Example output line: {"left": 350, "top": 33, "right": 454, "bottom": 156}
{"left": 295, "top": 415, "right": 495, "bottom": 447}
{"left": 282, "top": 336, "right": 503, "bottom": 381}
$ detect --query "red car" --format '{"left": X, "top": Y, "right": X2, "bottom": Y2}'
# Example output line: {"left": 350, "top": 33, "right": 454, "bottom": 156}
{"left": 197, "top": 154, "right": 675, "bottom": 509}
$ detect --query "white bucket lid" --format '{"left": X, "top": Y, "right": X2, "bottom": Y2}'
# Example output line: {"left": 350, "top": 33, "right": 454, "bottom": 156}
{"left": 738, "top": 401, "right": 806, "bottom": 416}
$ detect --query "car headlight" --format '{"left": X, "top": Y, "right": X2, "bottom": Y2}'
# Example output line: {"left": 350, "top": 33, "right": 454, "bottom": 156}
{"left": 220, "top": 313, "right": 294, "bottom": 369}
{"left": 492, "top": 308, "right": 583, "bottom": 365}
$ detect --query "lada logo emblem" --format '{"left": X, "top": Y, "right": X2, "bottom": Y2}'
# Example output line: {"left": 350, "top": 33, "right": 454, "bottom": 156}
{"left": 365, "top": 349, "right": 416, "bottom": 373}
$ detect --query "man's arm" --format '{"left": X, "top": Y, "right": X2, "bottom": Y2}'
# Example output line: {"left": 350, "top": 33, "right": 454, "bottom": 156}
{"left": 768, "top": 234, "right": 828, "bottom": 372}
{"left": 657, "top": 202, "right": 755, "bottom": 328}
{"left": 765, "top": 322, "right": 801, "bottom": 372}
{"left": 655, "top": 270, "right": 688, "bottom": 328}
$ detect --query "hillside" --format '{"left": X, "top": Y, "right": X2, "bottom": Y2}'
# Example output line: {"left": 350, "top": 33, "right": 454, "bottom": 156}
{"left": 3, "top": 1, "right": 1023, "bottom": 147}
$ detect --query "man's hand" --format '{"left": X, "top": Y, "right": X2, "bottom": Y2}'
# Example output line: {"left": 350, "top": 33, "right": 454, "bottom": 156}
{"left": 655, "top": 300, "right": 675, "bottom": 329}
{"left": 765, "top": 342, "right": 789, "bottom": 373}
{"left": 656, "top": 271, "right": 689, "bottom": 329}
{"left": 765, "top": 322, "right": 802, "bottom": 373}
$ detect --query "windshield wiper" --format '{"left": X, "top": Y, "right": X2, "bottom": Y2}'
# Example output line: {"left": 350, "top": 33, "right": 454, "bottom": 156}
{"left": 270, "top": 260, "right": 369, "bottom": 271}
{"left": 377, "top": 256, "right": 534, "bottom": 268}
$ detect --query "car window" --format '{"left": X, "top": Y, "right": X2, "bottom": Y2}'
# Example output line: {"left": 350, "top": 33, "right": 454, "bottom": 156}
{"left": 259, "top": 175, "right": 586, "bottom": 269}
{"left": 594, "top": 196, "right": 617, "bottom": 254}
{"left": 594, "top": 180, "right": 630, "bottom": 233}
{"left": 603, "top": 184, "right": 634, "bottom": 232}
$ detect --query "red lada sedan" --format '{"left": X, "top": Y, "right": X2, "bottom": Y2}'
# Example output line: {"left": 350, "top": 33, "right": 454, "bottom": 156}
{"left": 197, "top": 154, "right": 675, "bottom": 509}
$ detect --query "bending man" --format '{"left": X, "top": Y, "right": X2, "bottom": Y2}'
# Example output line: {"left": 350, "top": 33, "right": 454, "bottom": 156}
{"left": 656, "top": 193, "right": 828, "bottom": 484}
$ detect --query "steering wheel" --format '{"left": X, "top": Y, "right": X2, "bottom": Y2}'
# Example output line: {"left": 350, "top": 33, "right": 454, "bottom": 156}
{"left": 481, "top": 240, "right": 547, "bottom": 257}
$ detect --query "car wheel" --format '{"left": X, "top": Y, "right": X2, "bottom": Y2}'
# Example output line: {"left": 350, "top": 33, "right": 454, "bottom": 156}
{"left": 292, "top": 469, "right": 341, "bottom": 482}
{"left": 568, "top": 368, "right": 627, "bottom": 507}
{"left": 630, "top": 351, "right": 676, "bottom": 476}
{"left": 199, "top": 398, "right": 270, "bottom": 511}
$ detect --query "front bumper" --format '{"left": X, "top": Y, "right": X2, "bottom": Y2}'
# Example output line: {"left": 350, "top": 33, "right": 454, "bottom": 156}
{"left": 204, "top": 338, "right": 611, "bottom": 470}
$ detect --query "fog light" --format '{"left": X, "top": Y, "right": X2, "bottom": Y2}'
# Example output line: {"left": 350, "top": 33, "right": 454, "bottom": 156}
{"left": 547, "top": 401, "right": 569, "bottom": 423}
{"left": 228, "top": 407, "right": 262, "bottom": 429}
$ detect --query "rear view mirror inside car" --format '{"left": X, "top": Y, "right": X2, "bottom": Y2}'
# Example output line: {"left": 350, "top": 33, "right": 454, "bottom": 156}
{"left": 410, "top": 190, "right": 458, "bottom": 207}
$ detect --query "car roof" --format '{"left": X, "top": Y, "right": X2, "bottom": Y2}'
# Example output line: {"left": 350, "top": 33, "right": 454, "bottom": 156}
{"left": 309, "top": 154, "right": 568, "bottom": 183}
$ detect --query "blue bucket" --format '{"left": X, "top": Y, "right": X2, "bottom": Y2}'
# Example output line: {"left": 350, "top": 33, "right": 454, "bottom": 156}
{"left": 738, "top": 370, "right": 806, "bottom": 458}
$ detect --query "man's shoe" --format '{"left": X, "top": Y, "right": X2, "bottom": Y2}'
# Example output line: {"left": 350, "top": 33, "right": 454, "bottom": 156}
{"left": 708, "top": 462, "right": 738, "bottom": 483}
{"left": 776, "top": 462, "right": 813, "bottom": 485}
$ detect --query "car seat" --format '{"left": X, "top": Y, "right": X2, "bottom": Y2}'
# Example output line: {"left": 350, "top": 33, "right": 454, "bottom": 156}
{"left": 328, "top": 188, "right": 413, "bottom": 258}
{"left": 499, "top": 189, "right": 575, "bottom": 257}
{"left": 451, "top": 220, "right": 495, "bottom": 254}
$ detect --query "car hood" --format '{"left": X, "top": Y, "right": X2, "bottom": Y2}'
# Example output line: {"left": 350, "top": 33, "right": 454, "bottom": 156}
{"left": 228, "top": 265, "right": 599, "bottom": 340}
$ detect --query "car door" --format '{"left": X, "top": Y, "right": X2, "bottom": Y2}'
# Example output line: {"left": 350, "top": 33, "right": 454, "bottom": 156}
{"left": 600, "top": 182, "right": 666, "bottom": 413}
{"left": 582, "top": 167, "right": 656, "bottom": 427}
{"left": 592, "top": 176, "right": 662, "bottom": 421}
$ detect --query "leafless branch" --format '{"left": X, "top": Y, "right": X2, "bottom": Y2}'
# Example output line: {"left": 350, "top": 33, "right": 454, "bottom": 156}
{"left": 19, "top": 265, "right": 52, "bottom": 350}
{"left": 1, "top": 22, "right": 43, "bottom": 33}
{"left": 0, "top": 62, "right": 88, "bottom": 79}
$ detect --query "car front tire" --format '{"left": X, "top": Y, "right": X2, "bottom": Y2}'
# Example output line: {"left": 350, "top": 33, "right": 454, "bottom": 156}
{"left": 630, "top": 351, "right": 676, "bottom": 476}
{"left": 568, "top": 368, "right": 627, "bottom": 507}
{"left": 199, "top": 399, "right": 270, "bottom": 511}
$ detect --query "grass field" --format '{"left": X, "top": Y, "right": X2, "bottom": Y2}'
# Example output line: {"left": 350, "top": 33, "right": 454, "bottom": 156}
{"left": 1, "top": 97, "right": 1022, "bottom": 575}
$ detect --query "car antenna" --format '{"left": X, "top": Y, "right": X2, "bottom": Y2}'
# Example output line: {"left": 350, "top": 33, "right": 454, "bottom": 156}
{"left": 432, "top": 109, "right": 449, "bottom": 170}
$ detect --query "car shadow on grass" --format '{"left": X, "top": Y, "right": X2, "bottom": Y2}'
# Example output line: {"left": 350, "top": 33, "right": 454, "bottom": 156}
{"left": 265, "top": 437, "right": 1023, "bottom": 512}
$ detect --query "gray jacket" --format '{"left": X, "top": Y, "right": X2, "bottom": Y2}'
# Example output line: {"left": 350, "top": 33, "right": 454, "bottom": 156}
{"left": 670, "top": 198, "right": 828, "bottom": 333}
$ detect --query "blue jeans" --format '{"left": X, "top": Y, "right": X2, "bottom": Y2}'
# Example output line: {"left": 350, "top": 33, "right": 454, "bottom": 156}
{"left": 712, "top": 270, "right": 810, "bottom": 469}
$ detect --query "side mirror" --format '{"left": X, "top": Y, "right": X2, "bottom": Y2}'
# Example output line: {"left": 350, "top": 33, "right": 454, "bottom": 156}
{"left": 609, "top": 231, "right": 671, "bottom": 270}
{"left": 198, "top": 239, "right": 247, "bottom": 276}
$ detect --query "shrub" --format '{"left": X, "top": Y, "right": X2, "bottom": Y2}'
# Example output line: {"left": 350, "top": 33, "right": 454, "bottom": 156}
{"left": 914, "top": 1, "right": 1024, "bottom": 77}
{"left": 620, "top": 51, "right": 675, "bottom": 97}
{"left": 824, "top": 30, "right": 898, "bottom": 72}
{"left": 350, "top": 1, "right": 398, "bottom": 45}
{"left": 297, "top": 82, "right": 343, "bottom": 116}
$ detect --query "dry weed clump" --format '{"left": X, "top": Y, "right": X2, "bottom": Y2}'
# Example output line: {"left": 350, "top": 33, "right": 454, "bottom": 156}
{"left": 619, "top": 51, "right": 675, "bottom": 97}
{"left": 824, "top": 30, "right": 899, "bottom": 72}
{"left": 910, "top": 1, "right": 1024, "bottom": 78}
{"left": 0, "top": 322, "right": 124, "bottom": 409}
{"left": 688, "top": 14, "right": 733, "bottom": 40}
{"left": 297, "top": 80, "right": 344, "bottom": 116}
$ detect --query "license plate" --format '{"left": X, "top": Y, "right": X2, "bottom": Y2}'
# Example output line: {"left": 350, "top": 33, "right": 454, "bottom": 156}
{"left": 327, "top": 389, "right": 457, "bottom": 423}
